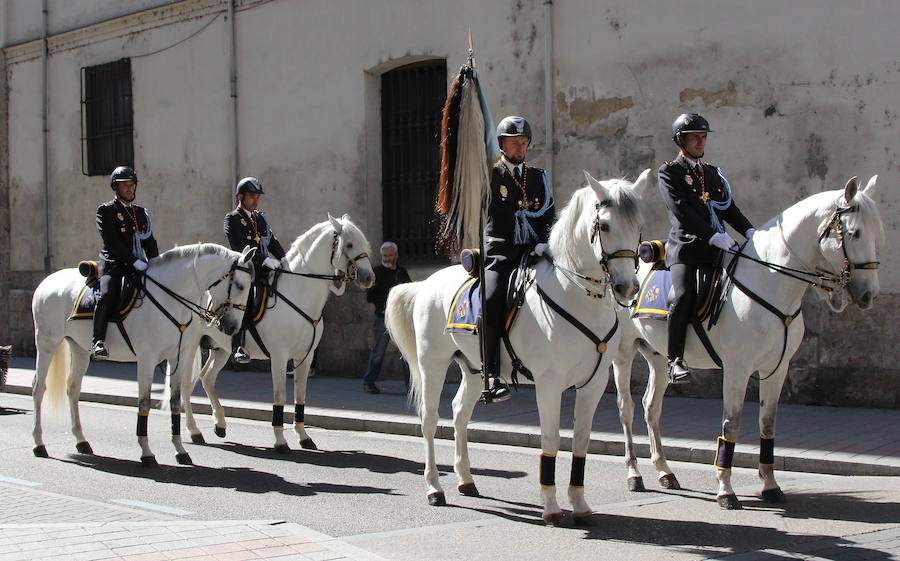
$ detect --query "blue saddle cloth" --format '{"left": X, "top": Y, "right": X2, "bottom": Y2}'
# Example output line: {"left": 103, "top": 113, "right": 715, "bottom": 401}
{"left": 69, "top": 279, "right": 139, "bottom": 321}
{"left": 445, "top": 277, "right": 481, "bottom": 334}
{"left": 632, "top": 266, "right": 672, "bottom": 320}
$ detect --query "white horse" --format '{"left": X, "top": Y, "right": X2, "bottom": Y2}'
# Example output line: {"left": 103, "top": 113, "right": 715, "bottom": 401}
{"left": 612, "top": 176, "right": 883, "bottom": 509}
{"left": 31, "top": 243, "right": 256, "bottom": 466}
{"left": 386, "top": 170, "right": 649, "bottom": 525}
{"left": 182, "top": 214, "right": 375, "bottom": 452}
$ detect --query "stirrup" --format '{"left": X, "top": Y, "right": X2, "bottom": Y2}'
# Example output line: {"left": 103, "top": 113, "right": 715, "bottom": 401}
{"left": 91, "top": 341, "right": 109, "bottom": 360}
{"left": 232, "top": 346, "right": 250, "bottom": 364}
{"left": 668, "top": 358, "right": 691, "bottom": 385}
{"left": 481, "top": 377, "right": 511, "bottom": 403}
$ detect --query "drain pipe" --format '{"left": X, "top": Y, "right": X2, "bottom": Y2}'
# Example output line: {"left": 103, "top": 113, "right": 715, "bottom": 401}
{"left": 228, "top": 0, "right": 238, "bottom": 208}
{"left": 42, "top": 0, "right": 51, "bottom": 273}
{"left": 543, "top": 0, "right": 553, "bottom": 187}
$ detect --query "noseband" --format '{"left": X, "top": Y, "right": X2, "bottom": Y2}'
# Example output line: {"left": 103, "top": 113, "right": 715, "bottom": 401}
{"left": 206, "top": 259, "right": 252, "bottom": 324}
{"left": 330, "top": 231, "right": 369, "bottom": 284}
{"left": 816, "top": 203, "right": 879, "bottom": 290}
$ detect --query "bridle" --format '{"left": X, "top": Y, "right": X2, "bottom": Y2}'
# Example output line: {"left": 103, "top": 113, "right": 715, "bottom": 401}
{"left": 555, "top": 200, "right": 638, "bottom": 301}
{"left": 814, "top": 203, "right": 879, "bottom": 291}
{"left": 205, "top": 259, "right": 253, "bottom": 326}
{"left": 329, "top": 231, "right": 369, "bottom": 285}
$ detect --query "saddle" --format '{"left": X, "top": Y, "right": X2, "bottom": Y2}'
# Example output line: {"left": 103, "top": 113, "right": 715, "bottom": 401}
{"left": 632, "top": 240, "right": 729, "bottom": 366}
{"left": 69, "top": 261, "right": 141, "bottom": 321}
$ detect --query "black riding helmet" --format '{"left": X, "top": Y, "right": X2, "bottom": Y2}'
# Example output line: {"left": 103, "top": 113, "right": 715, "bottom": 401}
{"left": 109, "top": 166, "right": 137, "bottom": 189}
{"left": 496, "top": 116, "right": 532, "bottom": 146}
{"left": 671, "top": 113, "right": 712, "bottom": 145}
{"left": 235, "top": 176, "right": 264, "bottom": 198}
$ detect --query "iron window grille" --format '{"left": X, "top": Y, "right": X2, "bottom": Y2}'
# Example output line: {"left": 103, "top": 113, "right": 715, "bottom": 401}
{"left": 81, "top": 58, "right": 133, "bottom": 176}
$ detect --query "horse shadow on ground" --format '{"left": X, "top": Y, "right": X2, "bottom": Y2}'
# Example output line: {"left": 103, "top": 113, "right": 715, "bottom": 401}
{"left": 0, "top": 406, "right": 28, "bottom": 416}
{"left": 55, "top": 453, "right": 401, "bottom": 498}
{"left": 197, "top": 440, "right": 528, "bottom": 481}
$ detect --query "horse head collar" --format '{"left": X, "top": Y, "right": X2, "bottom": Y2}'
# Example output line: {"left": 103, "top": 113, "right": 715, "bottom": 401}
{"left": 589, "top": 200, "right": 638, "bottom": 277}
{"left": 330, "top": 230, "right": 369, "bottom": 285}
{"left": 816, "top": 202, "right": 879, "bottom": 291}
{"left": 206, "top": 259, "right": 252, "bottom": 328}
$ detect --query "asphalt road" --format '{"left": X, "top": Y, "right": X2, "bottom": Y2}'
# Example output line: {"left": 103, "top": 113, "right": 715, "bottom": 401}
{"left": 2, "top": 393, "right": 899, "bottom": 560}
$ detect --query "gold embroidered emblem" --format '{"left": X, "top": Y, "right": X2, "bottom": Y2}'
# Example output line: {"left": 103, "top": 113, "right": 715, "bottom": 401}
{"left": 120, "top": 227, "right": 126, "bottom": 233}
{"left": 240, "top": 219, "right": 247, "bottom": 226}
{"left": 685, "top": 175, "right": 693, "bottom": 186}
{"left": 700, "top": 191, "right": 710, "bottom": 203}
{"left": 499, "top": 185, "right": 508, "bottom": 198}
{"left": 117, "top": 213, "right": 124, "bottom": 221}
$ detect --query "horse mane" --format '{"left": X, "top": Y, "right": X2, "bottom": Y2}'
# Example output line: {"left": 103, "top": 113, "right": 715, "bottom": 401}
{"left": 549, "top": 179, "right": 642, "bottom": 270}
{"left": 286, "top": 221, "right": 333, "bottom": 263}
{"left": 762, "top": 188, "right": 885, "bottom": 245}
{"left": 153, "top": 242, "right": 233, "bottom": 265}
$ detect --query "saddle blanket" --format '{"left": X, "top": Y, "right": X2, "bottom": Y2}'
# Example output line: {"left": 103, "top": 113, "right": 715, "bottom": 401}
{"left": 445, "top": 277, "right": 480, "bottom": 334}
{"left": 69, "top": 280, "right": 138, "bottom": 321}
{"left": 632, "top": 267, "right": 672, "bottom": 320}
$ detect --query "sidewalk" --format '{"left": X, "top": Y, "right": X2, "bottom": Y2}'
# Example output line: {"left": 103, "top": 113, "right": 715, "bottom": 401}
{"left": 4, "top": 357, "right": 900, "bottom": 477}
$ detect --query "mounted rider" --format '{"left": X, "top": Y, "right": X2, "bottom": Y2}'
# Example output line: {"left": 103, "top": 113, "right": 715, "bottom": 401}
{"left": 224, "top": 176, "right": 289, "bottom": 364}
{"left": 658, "top": 113, "right": 755, "bottom": 384}
{"left": 482, "top": 116, "right": 556, "bottom": 402}
{"left": 91, "top": 166, "right": 160, "bottom": 359}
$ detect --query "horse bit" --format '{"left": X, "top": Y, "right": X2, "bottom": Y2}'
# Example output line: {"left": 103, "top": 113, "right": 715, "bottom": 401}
{"left": 205, "top": 259, "right": 253, "bottom": 327}
{"left": 815, "top": 203, "right": 879, "bottom": 291}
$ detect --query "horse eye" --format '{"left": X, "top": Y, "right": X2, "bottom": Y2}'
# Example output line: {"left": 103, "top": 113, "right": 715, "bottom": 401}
{"left": 235, "top": 282, "right": 244, "bottom": 291}
{"left": 600, "top": 223, "right": 610, "bottom": 232}
{"left": 599, "top": 200, "right": 612, "bottom": 208}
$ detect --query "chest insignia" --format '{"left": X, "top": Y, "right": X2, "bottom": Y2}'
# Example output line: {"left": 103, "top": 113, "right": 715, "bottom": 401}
{"left": 499, "top": 185, "right": 508, "bottom": 199}
{"left": 685, "top": 175, "right": 693, "bottom": 186}
{"left": 240, "top": 219, "right": 247, "bottom": 227}
{"left": 700, "top": 191, "right": 710, "bottom": 203}
{"left": 120, "top": 227, "right": 126, "bottom": 233}
{"left": 117, "top": 212, "right": 124, "bottom": 221}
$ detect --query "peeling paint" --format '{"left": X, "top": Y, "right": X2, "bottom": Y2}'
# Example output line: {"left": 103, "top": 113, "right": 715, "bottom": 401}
{"left": 679, "top": 82, "right": 737, "bottom": 107}
{"left": 559, "top": 93, "right": 634, "bottom": 135}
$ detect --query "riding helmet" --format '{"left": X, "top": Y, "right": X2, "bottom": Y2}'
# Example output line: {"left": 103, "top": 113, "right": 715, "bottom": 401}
{"left": 496, "top": 116, "right": 532, "bottom": 146}
{"left": 671, "top": 113, "right": 712, "bottom": 143}
{"left": 109, "top": 166, "right": 138, "bottom": 189}
{"left": 235, "top": 176, "right": 265, "bottom": 197}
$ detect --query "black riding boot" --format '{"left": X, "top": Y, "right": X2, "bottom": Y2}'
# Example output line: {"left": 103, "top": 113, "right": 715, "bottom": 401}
{"left": 481, "top": 325, "right": 510, "bottom": 403}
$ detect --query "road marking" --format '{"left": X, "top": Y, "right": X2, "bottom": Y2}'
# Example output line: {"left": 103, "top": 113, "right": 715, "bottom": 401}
{"left": 111, "top": 499, "right": 192, "bottom": 516}
{"left": 0, "top": 475, "right": 42, "bottom": 486}
{"left": 341, "top": 516, "right": 504, "bottom": 542}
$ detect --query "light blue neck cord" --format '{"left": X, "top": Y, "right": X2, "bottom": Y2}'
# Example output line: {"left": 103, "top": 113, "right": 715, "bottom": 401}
{"left": 513, "top": 170, "right": 555, "bottom": 245}
{"left": 131, "top": 208, "right": 153, "bottom": 260}
{"left": 707, "top": 168, "right": 733, "bottom": 234}
{"left": 256, "top": 212, "right": 272, "bottom": 258}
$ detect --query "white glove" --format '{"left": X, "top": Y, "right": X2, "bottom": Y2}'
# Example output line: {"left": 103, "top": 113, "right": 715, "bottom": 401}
{"left": 132, "top": 260, "right": 148, "bottom": 272}
{"left": 279, "top": 257, "right": 290, "bottom": 270}
{"left": 263, "top": 256, "right": 280, "bottom": 269}
{"left": 744, "top": 228, "right": 756, "bottom": 240}
{"left": 709, "top": 232, "right": 736, "bottom": 250}
{"left": 534, "top": 243, "right": 550, "bottom": 256}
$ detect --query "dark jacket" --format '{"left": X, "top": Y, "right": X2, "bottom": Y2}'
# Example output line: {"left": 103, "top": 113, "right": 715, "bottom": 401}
{"left": 484, "top": 162, "right": 555, "bottom": 254}
{"left": 366, "top": 264, "right": 411, "bottom": 315}
{"left": 96, "top": 198, "right": 159, "bottom": 275}
{"left": 224, "top": 207, "right": 286, "bottom": 271}
{"left": 658, "top": 155, "right": 753, "bottom": 265}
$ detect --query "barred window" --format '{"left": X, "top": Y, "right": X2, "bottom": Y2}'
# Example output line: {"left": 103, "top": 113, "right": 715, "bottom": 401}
{"left": 381, "top": 60, "right": 446, "bottom": 263}
{"left": 81, "top": 59, "right": 133, "bottom": 176}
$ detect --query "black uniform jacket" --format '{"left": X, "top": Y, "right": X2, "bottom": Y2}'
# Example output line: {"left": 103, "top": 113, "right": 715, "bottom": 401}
{"left": 366, "top": 264, "right": 412, "bottom": 316}
{"left": 96, "top": 198, "right": 159, "bottom": 275}
{"left": 224, "top": 207, "right": 286, "bottom": 271}
{"left": 484, "top": 161, "right": 555, "bottom": 255}
{"left": 658, "top": 155, "right": 753, "bottom": 266}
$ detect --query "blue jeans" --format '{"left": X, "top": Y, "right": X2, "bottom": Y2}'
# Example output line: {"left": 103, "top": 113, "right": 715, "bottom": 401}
{"left": 363, "top": 313, "right": 410, "bottom": 385}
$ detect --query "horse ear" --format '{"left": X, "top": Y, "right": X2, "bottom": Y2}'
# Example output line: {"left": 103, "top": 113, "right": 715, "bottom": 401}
{"left": 583, "top": 170, "right": 609, "bottom": 199}
{"left": 341, "top": 213, "right": 350, "bottom": 222}
{"left": 240, "top": 246, "right": 257, "bottom": 264}
{"left": 842, "top": 176, "right": 858, "bottom": 204}
{"left": 329, "top": 213, "right": 343, "bottom": 234}
{"left": 862, "top": 174, "right": 878, "bottom": 197}
{"left": 631, "top": 168, "right": 652, "bottom": 198}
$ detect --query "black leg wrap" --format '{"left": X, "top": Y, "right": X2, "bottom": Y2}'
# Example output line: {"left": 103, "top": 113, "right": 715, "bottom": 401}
{"left": 760, "top": 435, "right": 775, "bottom": 466}
{"left": 136, "top": 414, "right": 149, "bottom": 437}
{"left": 170, "top": 412, "right": 180, "bottom": 437}
{"left": 570, "top": 455, "right": 586, "bottom": 488}
{"left": 294, "top": 403, "right": 305, "bottom": 424}
{"left": 715, "top": 436, "right": 735, "bottom": 470}
{"left": 272, "top": 404, "right": 284, "bottom": 427}
{"left": 540, "top": 454, "right": 556, "bottom": 487}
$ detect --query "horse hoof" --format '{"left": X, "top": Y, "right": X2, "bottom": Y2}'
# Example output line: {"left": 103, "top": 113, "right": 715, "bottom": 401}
{"left": 659, "top": 473, "right": 681, "bottom": 490}
{"left": 214, "top": 426, "right": 226, "bottom": 438}
{"left": 542, "top": 511, "right": 567, "bottom": 527}
{"left": 175, "top": 453, "right": 193, "bottom": 465}
{"left": 761, "top": 487, "right": 786, "bottom": 503}
{"left": 190, "top": 433, "right": 206, "bottom": 444}
{"left": 33, "top": 445, "right": 48, "bottom": 458}
{"left": 275, "top": 444, "right": 291, "bottom": 454}
{"left": 627, "top": 476, "right": 646, "bottom": 492}
{"left": 141, "top": 456, "right": 158, "bottom": 468}
{"left": 718, "top": 494, "right": 743, "bottom": 510}
{"left": 457, "top": 482, "right": 480, "bottom": 497}
{"left": 427, "top": 492, "right": 446, "bottom": 506}
{"left": 75, "top": 441, "right": 94, "bottom": 455}
{"left": 299, "top": 438, "right": 318, "bottom": 450}
{"left": 572, "top": 511, "right": 594, "bottom": 526}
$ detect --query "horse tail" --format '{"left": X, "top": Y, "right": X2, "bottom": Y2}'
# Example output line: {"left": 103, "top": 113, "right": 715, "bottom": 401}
{"left": 385, "top": 282, "right": 421, "bottom": 411}
{"left": 43, "top": 339, "right": 70, "bottom": 419}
